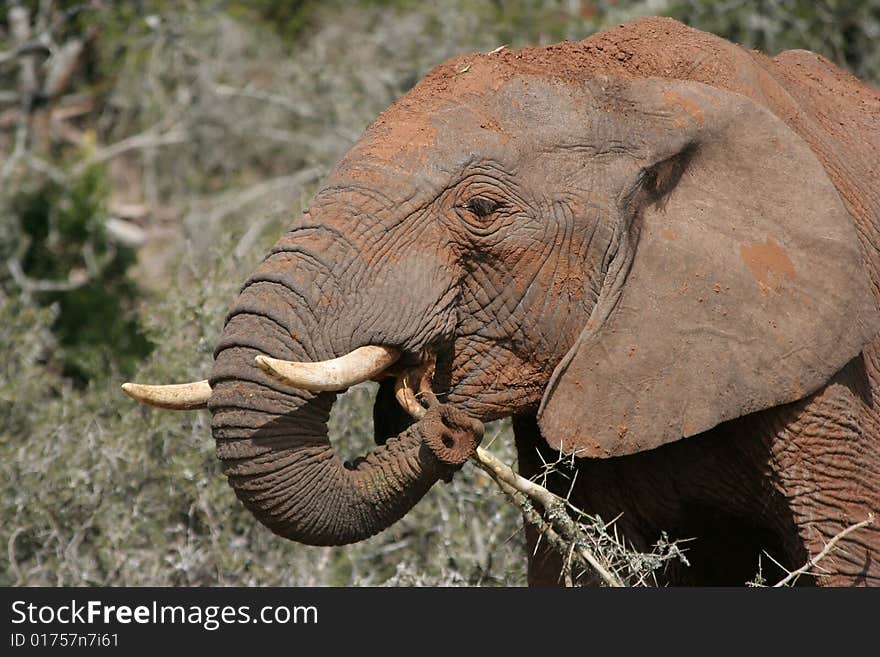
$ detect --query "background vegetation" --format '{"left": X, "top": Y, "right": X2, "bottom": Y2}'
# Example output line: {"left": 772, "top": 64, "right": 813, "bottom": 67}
{"left": 2, "top": 0, "right": 877, "bottom": 586}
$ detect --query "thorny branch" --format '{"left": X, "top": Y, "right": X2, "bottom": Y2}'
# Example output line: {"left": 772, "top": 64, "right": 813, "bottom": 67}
{"left": 472, "top": 446, "right": 625, "bottom": 587}
{"left": 772, "top": 514, "right": 875, "bottom": 587}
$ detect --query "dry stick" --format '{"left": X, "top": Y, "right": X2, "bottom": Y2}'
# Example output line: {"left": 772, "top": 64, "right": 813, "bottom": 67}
{"left": 563, "top": 542, "right": 576, "bottom": 588}
{"left": 472, "top": 446, "right": 624, "bottom": 587}
{"left": 7, "top": 258, "right": 88, "bottom": 293}
{"left": 7, "top": 527, "right": 26, "bottom": 587}
{"left": 773, "top": 514, "right": 874, "bottom": 587}
{"left": 0, "top": 122, "right": 28, "bottom": 182}
{"left": 211, "top": 168, "right": 321, "bottom": 232}
{"left": 2, "top": 5, "right": 34, "bottom": 183}
{"left": 491, "top": 472, "right": 579, "bottom": 576}
{"left": 73, "top": 127, "right": 187, "bottom": 175}
{"left": 9, "top": 6, "right": 38, "bottom": 100}
{"left": 212, "top": 83, "right": 316, "bottom": 118}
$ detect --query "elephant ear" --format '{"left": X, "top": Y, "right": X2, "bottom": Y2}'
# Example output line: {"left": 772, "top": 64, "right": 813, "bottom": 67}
{"left": 538, "top": 79, "right": 879, "bottom": 458}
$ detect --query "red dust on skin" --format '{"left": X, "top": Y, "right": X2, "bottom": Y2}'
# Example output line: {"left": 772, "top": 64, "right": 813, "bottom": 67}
{"left": 739, "top": 238, "right": 796, "bottom": 293}
{"left": 337, "top": 56, "right": 516, "bottom": 179}
{"left": 661, "top": 89, "right": 705, "bottom": 127}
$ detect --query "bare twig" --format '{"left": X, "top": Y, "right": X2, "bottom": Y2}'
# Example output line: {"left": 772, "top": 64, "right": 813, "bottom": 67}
{"left": 43, "top": 37, "right": 86, "bottom": 99}
{"left": 23, "top": 153, "right": 67, "bottom": 183}
{"left": 209, "top": 168, "right": 321, "bottom": 228}
{"left": 2, "top": 5, "right": 36, "bottom": 182}
{"left": 0, "top": 41, "right": 51, "bottom": 65}
{"left": 773, "top": 514, "right": 874, "bottom": 587}
{"left": 73, "top": 126, "right": 188, "bottom": 174}
{"left": 0, "top": 120, "right": 28, "bottom": 182}
{"left": 105, "top": 218, "right": 147, "bottom": 248}
{"left": 7, "top": 258, "right": 90, "bottom": 293}
{"left": 563, "top": 541, "right": 576, "bottom": 587}
{"left": 9, "top": 5, "right": 39, "bottom": 101}
{"left": 211, "top": 83, "right": 316, "bottom": 118}
{"left": 7, "top": 527, "right": 26, "bottom": 587}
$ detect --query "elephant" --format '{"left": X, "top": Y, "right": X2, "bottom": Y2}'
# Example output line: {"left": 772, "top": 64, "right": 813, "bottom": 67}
{"left": 123, "top": 17, "right": 880, "bottom": 586}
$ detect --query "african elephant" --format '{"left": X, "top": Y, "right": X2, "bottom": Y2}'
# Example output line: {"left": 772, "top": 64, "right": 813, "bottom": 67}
{"left": 124, "top": 17, "right": 880, "bottom": 586}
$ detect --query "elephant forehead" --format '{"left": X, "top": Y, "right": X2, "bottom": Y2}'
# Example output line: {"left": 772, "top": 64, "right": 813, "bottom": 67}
{"left": 330, "top": 78, "right": 648, "bottom": 191}
{"left": 332, "top": 82, "right": 521, "bottom": 183}
{"left": 327, "top": 47, "right": 724, "bottom": 197}
{"left": 329, "top": 15, "right": 769, "bottom": 185}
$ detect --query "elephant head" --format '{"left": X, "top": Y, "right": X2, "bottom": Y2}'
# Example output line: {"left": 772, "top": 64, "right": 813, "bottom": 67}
{"left": 123, "top": 31, "right": 878, "bottom": 547}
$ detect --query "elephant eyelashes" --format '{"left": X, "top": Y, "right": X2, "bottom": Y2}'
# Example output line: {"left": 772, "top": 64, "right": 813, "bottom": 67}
{"left": 636, "top": 143, "right": 696, "bottom": 207}
{"left": 462, "top": 196, "right": 501, "bottom": 217}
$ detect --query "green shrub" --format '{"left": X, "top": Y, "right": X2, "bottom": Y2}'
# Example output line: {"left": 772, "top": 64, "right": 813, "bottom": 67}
{"left": 5, "top": 163, "right": 152, "bottom": 384}
{"left": 665, "top": 0, "right": 880, "bottom": 83}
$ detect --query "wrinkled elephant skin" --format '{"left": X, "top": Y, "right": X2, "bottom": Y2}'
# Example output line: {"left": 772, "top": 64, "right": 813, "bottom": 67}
{"left": 131, "top": 18, "right": 880, "bottom": 585}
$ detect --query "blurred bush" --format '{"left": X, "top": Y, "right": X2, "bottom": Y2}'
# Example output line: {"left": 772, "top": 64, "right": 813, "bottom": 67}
{"left": 5, "top": 160, "right": 152, "bottom": 384}
{"left": 665, "top": 0, "right": 880, "bottom": 83}
{"left": 1, "top": 0, "right": 877, "bottom": 587}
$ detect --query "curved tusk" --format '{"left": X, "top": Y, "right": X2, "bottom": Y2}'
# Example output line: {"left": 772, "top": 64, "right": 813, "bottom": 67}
{"left": 121, "top": 380, "right": 211, "bottom": 410}
{"left": 255, "top": 345, "right": 401, "bottom": 392}
{"left": 394, "top": 353, "right": 437, "bottom": 419}
{"left": 395, "top": 376, "right": 427, "bottom": 419}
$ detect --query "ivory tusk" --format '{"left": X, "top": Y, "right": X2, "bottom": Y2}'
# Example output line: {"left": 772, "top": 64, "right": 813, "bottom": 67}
{"left": 255, "top": 345, "right": 401, "bottom": 392}
{"left": 395, "top": 376, "right": 427, "bottom": 419}
{"left": 394, "top": 353, "right": 437, "bottom": 419}
{"left": 121, "top": 380, "right": 211, "bottom": 410}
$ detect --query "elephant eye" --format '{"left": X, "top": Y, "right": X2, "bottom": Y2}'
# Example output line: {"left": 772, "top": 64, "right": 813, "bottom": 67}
{"left": 462, "top": 196, "right": 501, "bottom": 218}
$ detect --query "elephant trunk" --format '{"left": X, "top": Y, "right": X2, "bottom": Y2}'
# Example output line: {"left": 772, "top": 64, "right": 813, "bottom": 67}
{"left": 207, "top": 229, "right": 481, "bottom": 545}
